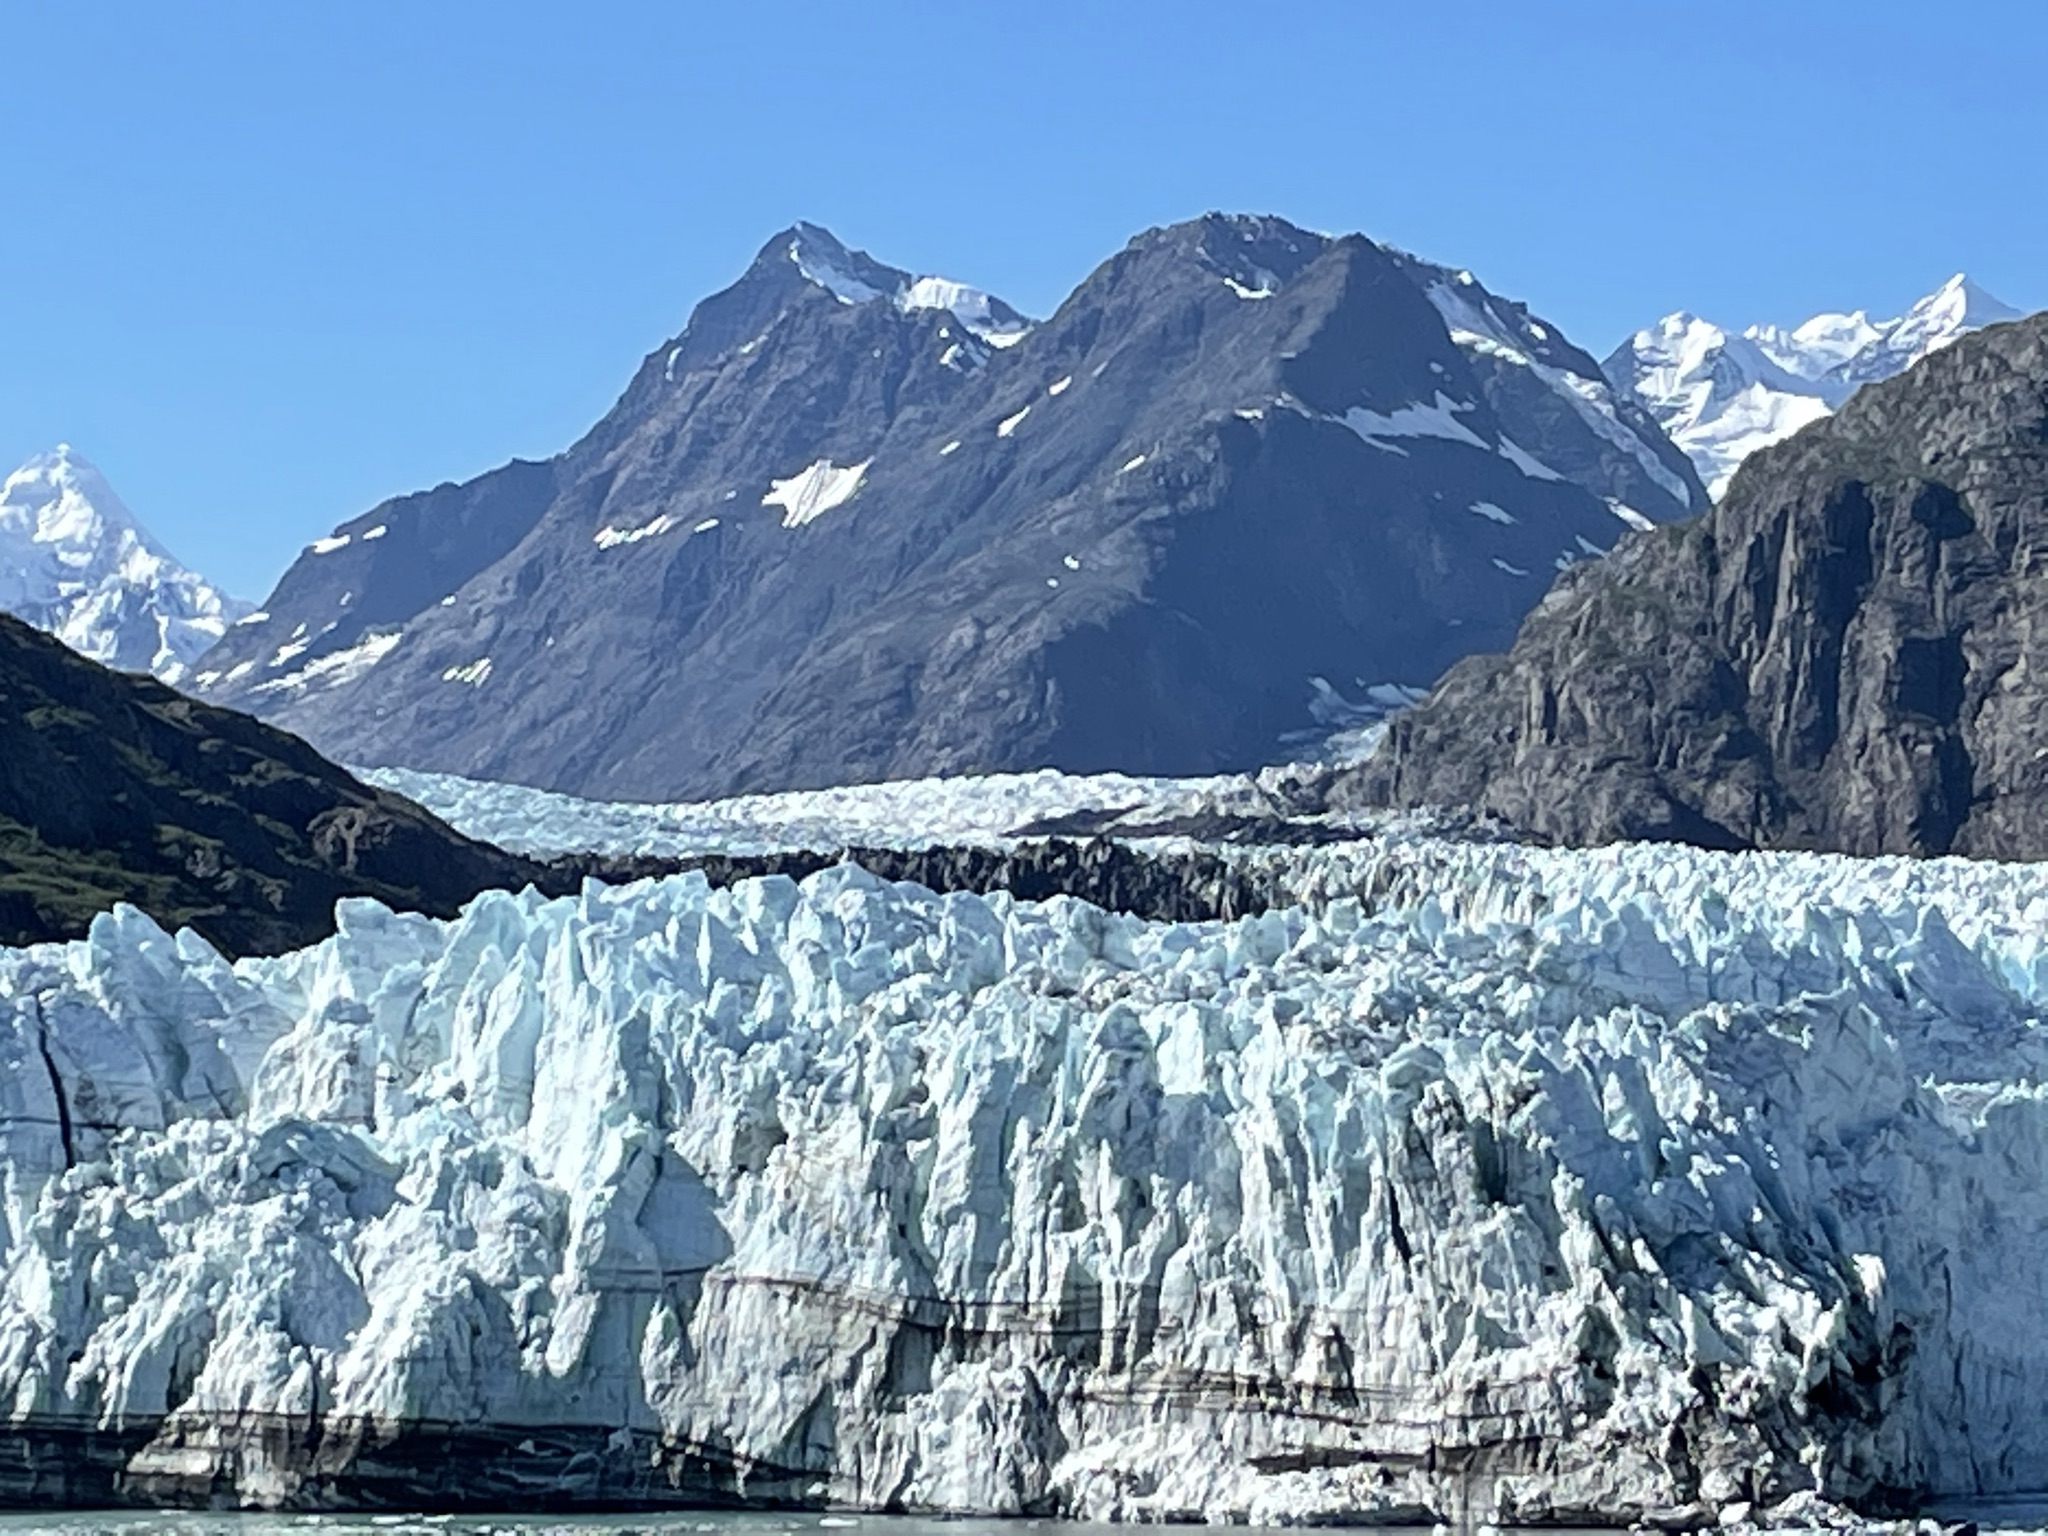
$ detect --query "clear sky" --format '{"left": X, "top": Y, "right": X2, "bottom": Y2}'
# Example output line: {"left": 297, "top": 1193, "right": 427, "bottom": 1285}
{"left": 3, "top": 0, "right": 2042, "bottom": 600}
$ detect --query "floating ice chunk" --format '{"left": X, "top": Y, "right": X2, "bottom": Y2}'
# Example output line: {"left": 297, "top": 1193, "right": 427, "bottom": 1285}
{"left": 1062, "top": 555, "right": 1080, "bottom": 570}
{"left": 693, "top": 518, "right": 721, "bottom": 533}
{"left": 997, "top": 406, "right": 1030, "bottom": 438}
{"left": 1117, "top": 454, "right": 1147, "bottom": 474}
{"left": 1469, "top": 501, "right": 1516, "bottom": 525}
{"left": 1047, "top": 376, "right": 1072, "bottom": 396}
{"left": 940, "top": 441, "right": 961, "bottom": 456}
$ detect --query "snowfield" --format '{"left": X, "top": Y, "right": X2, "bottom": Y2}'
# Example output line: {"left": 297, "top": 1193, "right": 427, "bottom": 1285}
{"left": 4, "top": 821, "right": 2048, "bottom": 1521}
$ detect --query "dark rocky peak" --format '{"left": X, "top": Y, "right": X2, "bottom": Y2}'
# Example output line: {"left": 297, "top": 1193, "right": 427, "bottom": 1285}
{"left": 1184, "top": 211, "right": 1330, "bottom": 297}
{"left": 196, "top": 210, "right": 1706, "bottom": 802}
{"left": 1338, "top": 311, "right": 2048, "bottom": 858}
{"left": 621, "top": 222, "right": 1032, "bottom": 415}
{"left": 779, "top": 220, "right": 915, "bottom": 304}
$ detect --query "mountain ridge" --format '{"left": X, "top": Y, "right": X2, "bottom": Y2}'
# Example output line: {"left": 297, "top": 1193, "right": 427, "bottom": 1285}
{"left": 192, "top": 212, "right": 1702, "bottom": 801}
{"left": 0, "top": 610, "right": 554, "bottom": 955}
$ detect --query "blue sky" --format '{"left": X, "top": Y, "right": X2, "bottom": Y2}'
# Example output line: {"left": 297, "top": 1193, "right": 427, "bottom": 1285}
{"left": 3, "top": 0, "right": 2041, "bottom": 599}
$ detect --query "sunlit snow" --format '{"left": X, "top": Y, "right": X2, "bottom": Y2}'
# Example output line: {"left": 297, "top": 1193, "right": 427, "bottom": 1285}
{"left": 593, "top": 514, "right": 678, "bottom": 550}
{"left": 763, "top": 459, "right": 871, "bottom": 528}
{"left": 1340, "top": 393, "right": 1488, "bottom": 453}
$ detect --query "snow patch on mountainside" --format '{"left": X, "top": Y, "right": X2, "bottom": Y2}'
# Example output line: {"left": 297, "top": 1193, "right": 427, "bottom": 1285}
{"left": 788, "top": 224, "right": 1033, "bottom": 347}
{"left": 1609, "top": 275, "right": 2030, "bottom": 498}
{"left": 1339, "top": 394, "right": 1488, "bottom": 452}
{"left": 5, "top": 837, "right": 2048, "bottom": 1517}
{"left": 1426, "top": 281, "right": 1695, "bottom": 510}
{"left": 763, "top": 459, "right": 870, "bottom": 528}
{"left": 0, "top": 447, "right": 249, "bottom": 684}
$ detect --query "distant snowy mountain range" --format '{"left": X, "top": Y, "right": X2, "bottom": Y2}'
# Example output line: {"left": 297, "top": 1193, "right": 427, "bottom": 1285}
{"left": 0, "top": 446, "right": 247, "bottom": 683}
{"left": 1605, "top": 274, "right": 2027, "bottom": 498}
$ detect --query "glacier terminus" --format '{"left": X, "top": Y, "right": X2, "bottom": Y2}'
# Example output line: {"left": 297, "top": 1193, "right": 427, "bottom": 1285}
{"left": 1, "top": 825, "right": 2045, "bottom": 1525}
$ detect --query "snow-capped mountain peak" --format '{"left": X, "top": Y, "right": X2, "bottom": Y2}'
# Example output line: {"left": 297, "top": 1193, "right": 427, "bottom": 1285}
{"left": 1608, "top": 274, "right": 2033, "bottom": 498}
{"left": 0, "top": 445, "right": 248, "bottom": 684}
{"left": 1883, "top": 271, "right": 2024, "bottom": 363}
{"left": 781, "top": 221, "right": 1032, "bottom": 346}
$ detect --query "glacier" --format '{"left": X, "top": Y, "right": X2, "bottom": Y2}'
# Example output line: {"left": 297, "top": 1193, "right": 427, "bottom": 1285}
{"left": 356, "top": 763, "right": 1353, "bottom": 860}
{"left": 3, "top": 831, "right": 2048, "bottom": 1521}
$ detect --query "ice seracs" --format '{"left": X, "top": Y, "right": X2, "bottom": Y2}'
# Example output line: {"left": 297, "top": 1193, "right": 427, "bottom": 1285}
{"left": 0, "top": 446, "right": 249, "bottom": 683}
{"left": 1608, "top": 275, "right": 2030, "bottom": 498}
{"left": 4, "top": 830, "right": 2048, "bottom": 1519}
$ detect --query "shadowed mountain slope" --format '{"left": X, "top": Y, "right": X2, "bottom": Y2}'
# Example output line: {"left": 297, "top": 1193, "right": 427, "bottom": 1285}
{"left": 1341, "top": 312, "right": 2048, "bottom": 858}
{"left": 195, "top": 215, "right": 1701, "bottom": 801}
{"left": 0, "top": 613, "right": 550, "bottom": 955}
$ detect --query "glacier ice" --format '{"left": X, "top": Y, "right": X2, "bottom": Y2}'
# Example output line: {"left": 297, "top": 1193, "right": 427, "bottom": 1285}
{"left": 357, "top": 762, "right": 1355, "bottom": 861}
{"left": 3, "top": 835, "right": 2048, "bottom": 1519}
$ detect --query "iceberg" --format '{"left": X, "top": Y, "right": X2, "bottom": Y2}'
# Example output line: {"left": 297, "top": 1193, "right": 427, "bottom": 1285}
{"left": 2, "top": 835, "right": 2047, "bottom": 1521}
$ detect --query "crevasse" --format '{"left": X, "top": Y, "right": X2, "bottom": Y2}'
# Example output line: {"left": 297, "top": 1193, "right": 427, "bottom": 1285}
{"left": 2, "top": 837, "right": 2046, "bottom": 1521}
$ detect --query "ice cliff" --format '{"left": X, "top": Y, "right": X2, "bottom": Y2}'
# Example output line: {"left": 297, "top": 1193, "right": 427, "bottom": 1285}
{"left": 2, "top": 837, "right": 2047, "bottom": 1521}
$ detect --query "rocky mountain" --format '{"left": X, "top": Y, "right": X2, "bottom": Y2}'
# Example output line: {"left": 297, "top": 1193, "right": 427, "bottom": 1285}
{"left": 0, "top": 446, "right": 249, "bottom": 684}
{"left": 1341, "top": 310, "right": 2048, "bottom": 857}
{"left": 1607, "top": 274, "right": 2027, "bottom": 499}
{"left": 193, "top": 215, "right": 1703, "bottom": 802}
{"left": 0, "top": 611, "right": 551, "bottom": 955}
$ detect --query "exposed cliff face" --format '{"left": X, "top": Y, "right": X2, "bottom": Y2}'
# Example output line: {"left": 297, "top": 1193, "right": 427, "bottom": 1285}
{"left": 1341, "top": 312, "right": 2048, "bottom": 857}
{"left": 0, "top": 612, "right": 546, "bottom": 955}
{"left": 3, "top": 840, "right": 2048, "bottom": 1521}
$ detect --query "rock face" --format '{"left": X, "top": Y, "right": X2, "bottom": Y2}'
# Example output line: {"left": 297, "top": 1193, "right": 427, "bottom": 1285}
{"left": 1343, "top": 312, "right": 2048, "bottom": 857}
{"left": 3, "top": 837, "right": 2048, "bottom": 1520}
{"left": 0, "top": 447, "right": 249, "bottom": 684}
{"left": 1607, "top": 274, "right": 2028, "bottom": 500}
{"left": 193, "top": 215, "right": 1700, "bottom": 801}
{"left": 0, "top": 611, "right": 548, "bottom": 955}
